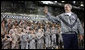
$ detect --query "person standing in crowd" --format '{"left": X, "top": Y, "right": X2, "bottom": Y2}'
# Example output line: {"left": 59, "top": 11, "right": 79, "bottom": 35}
{"left": 33, "top": 25, "right": 38, "bottom": 48}
{"left": 44, "top": 25, "right": 51, "bottom": 49}
{"left": 55, "top": 23, "right": 61, "bottom": 49}
{"left": 16, "top": 27, "right": 22, "bottom": 49}
{"left": 14, "top": 26, "right": 21, "bottom": 49}
{"left": 25, "top": 28, "right": 30, "bottom": 49}
{"left": 2, "top": 32, "right": 12, "bottom": 49}
{"left": 9, "top": 25, "right": 18, "bottom": 49}
{"left": 20, "top": 28, "right": 28, "bottom": 49}
{"left": 51, "top": 24, "right": 57, "bottom": 49}
{"left": 1, "top": 19, "right": 6, "bottom": 38}
{"left": 28, "top": 28, "right": 36, "bottom": 49}
{"left": 44, "top": 4, "right": 84, "bottom": 49}
{"left": 36, "top": 28, "right": 44, "bottom": 49}
{"left": 40, "top": 25, "right": 45, "bottom": 48}
{"left": 25, "top": 25, "right": 31, "bottom": 49}
{"left": 5, "top": 19, "right": 12, "bottom": 34}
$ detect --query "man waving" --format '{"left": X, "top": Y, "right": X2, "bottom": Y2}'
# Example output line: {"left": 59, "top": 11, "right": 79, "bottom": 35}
{"left": 44, "top": 4, "right": 84, "bottom": 49}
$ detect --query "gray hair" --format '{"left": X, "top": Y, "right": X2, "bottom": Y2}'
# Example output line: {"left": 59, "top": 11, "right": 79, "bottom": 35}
{"left": 64, "top": 4, "right": 72, "bottom": 9}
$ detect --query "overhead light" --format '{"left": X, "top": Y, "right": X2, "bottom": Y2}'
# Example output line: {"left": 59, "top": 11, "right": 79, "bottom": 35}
{"left": 61, "top": 1, "right": 65, "bottom": 3}
{"left": 73, "top": 1, "right": 76, "bottom": 4}
{"left": 54, "top": 1, "right": 57, "bottom": 3}
{"left": 54, "top": 1, "right": 57, "bottom": 4}
{"left": 80, "top": 4, "right": 84, "bottom": 6}
{"left": 80, "top": 2, "right": 84, "bottom": 7}
{"left": 41, "top": 1, "right": 53, "bottom": 4}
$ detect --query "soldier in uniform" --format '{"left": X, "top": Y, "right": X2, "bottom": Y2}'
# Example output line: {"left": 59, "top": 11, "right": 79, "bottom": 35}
{"left": 2, "top": 32, "right": 12, "bottom": 49}
{"left": 36, "top": 28, "right": 44, "bottom": 49}
{"left": 15, "top": 26, "right": 21, "bottom": 49}
{"left": 16, "top": 27, "right": 23, "bottom": 49}
{"left": 20, "top": 28, "right": 28, "bottom": 49}
{"left": 51, "top": 24, "right": 57, "bottom": 49}
{"left": 1, "top": 20, "right": 6, "bottom": 38}
{"left": 44, "top": 25, "right": 51, "bottom": 49}
{"left": 28, "top": 28, "right": 36, "bottom": 49}
{"left": 9, "top": 25, "right": 18, "bottom": 49}
{"left": 5, "top": 19, "right": 12, "bottom": 34}
{"left": 44, "top": 4, "right": 84, "bottom": 49}
{"left": 33, "top": 25, "right": 38, "bottom": 48}
{"left": 55, "top": 24, "right": 60, "bottom": 49}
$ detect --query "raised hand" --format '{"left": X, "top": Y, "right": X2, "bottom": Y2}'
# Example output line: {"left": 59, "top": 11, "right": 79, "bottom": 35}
{"left": 43, "top": 6, "right": 48, "bottom": 14}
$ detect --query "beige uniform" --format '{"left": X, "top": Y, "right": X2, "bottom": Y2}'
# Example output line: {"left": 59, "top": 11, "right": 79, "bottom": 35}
{"left": 2, "top": 34, "right": 12, "bottom": 49}
{"left": 9, "top": 29, "right": 17, "bottom": 49}
{"left": 36, "top": 29, "right": 44, "bottom": 49}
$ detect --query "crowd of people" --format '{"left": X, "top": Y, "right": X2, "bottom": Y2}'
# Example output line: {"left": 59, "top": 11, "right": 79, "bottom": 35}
{"left": 1, "top": 17, "right": 63, "bottom": 49}
{"left": 1, "top": 2, "right": 84, "bottom": 49}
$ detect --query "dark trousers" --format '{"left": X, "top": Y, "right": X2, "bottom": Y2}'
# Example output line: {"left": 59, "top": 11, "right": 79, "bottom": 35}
{"left": 62, "top": 32, "right": 78, "bottom": 49}
{"left": 56, "top": 34, "right": 59, "bottom": 45}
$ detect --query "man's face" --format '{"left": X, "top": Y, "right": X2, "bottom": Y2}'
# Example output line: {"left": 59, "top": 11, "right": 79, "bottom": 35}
{"left": 64, "top": 5, "right": 71, "bottom": 12}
